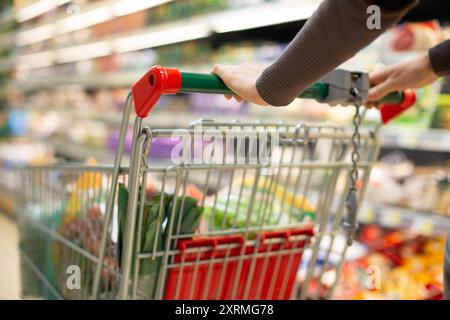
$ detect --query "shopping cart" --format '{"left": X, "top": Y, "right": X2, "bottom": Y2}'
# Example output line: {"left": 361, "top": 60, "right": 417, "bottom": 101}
{"left": 16, "top": 66, "right": 417, "bottom": 300}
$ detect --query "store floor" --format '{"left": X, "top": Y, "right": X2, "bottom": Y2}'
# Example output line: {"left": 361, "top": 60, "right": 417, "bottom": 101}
{"left": 0, "top": 213, "right": 20, "bottom": 299}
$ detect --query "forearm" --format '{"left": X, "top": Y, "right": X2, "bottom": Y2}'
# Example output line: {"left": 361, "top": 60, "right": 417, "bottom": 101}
{"left": 429, "top": 39, "right": 450, "bottom": 77}
{"left": 256, "top": 0, "right": 418, "bottom": 106}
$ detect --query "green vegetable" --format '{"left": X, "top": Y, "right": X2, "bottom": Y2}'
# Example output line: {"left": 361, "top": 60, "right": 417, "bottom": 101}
{"left": 117, "top": 184, "right": 203, "bottom": 298}
{"left": 204, "top": 195, "right": 277, "bottom": 229}
{"left": 203, "top": 186, "right": 315, "bottom": 230}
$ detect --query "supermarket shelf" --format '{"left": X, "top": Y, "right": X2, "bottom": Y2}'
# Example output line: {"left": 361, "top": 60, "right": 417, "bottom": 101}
{"left": 12, "top": 65, "right": 214, "bottom": 90}
{"left": 12, "top": 72, "right": 145, "bottom": 91}
{"left": 50, "top": 138, "right": 230, "bottom": 188}
{"left": 16, "top": 0, "right": 173, "bottom": 32}
{"left": 19, "top": 105, "right": 270, "bottom": 128}
{"left": 15, "top": 1, "right": 320, "bottom": 69}
{"left": 360, "top": 202, "right": 450, "bottom": 235}
{"left": 16, "top": 0, "right": 318, "bottom": 46}
{"left": 50, "top": 137, "right": 215, "bottom": 187}
{"left": 380, "top": 127, "right": 450, "bottom": 153}
{"left": 15, "top": 0, "right": 71, "bottom": 23}
{"left": 17, "top": 105, "right": 450, "bottom": 153}
{"left": 51, "top": 137, "right": 121, "bottom": 164}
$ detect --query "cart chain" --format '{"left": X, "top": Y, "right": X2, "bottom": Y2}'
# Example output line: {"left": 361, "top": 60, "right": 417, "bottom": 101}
{"left": 342, "top": 87, "right": 362, "bottom": 246}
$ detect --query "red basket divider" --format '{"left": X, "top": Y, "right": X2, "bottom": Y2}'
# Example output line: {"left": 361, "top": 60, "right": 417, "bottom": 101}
{"left": 164, "top": 226, "right": 314, "bottom": 300}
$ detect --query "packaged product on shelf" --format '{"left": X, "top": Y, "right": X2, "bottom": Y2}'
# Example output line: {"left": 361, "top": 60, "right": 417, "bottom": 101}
{"left": 388, "top": 21, "right": 441, "bottom": 52}
{"left": 91, "top": 11, "right": 148, "bottom": 39}
{"left": 404, "top": 169, "right": 450, "bottom": 216}
{"left": 94, "top": 55, "right": 120, "bottom": 73}
{"left": 331, "top": 224, "right": 446, "bottom": 300}
{"left": 366, "top": 152, "right": 450, "bottom": 217}
{"left": 189, "top": 92, "right": 247, "bottom": 115}
{"left": 432, "top": 92, "right": 450, "bottom": 130}
{"left": 116, "top": 49, "right": 158, "bottom": 73}
{"left": 146, "top": 0, "right": 227, "bottom": 26}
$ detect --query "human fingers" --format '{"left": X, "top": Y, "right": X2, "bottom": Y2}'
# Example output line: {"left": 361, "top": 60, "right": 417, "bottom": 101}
{"left": 369, "top": 65, "right": 392, "bottom": 86}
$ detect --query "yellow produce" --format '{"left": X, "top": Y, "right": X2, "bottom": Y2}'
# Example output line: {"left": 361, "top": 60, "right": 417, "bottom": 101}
{"left": 243, "top": 176, "right": 316, "bottom": 213}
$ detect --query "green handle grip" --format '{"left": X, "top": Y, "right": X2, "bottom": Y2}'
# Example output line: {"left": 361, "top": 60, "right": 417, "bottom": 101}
{"left": 180, "top": 72, "right": 408, "bottom": 104}
{"left": 180, "top": 72, "right": 329, "bottom": 100}
{"left": 378, "top": 91, "right": 404, "bottom": 104}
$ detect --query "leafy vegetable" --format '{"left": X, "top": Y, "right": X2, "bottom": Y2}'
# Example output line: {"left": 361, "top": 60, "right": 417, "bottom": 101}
{"left": 203, "top": 179, "right": 316, "bottom": 230}
{"left": 117, "top": 183, "right": 203, "bottom": 298}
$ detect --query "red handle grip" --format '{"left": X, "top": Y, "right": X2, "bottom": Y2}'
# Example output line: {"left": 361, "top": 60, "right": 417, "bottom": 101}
{"left": 132, "top": 66, "right": 182, "bottom": 118}
{"left": 379, "top": 89, "right": 417, "bottom": 124}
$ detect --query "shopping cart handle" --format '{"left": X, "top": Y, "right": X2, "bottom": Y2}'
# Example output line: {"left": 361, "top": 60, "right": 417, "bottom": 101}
{"left": 132, "top": 66, "right": 417, "bottom": 121}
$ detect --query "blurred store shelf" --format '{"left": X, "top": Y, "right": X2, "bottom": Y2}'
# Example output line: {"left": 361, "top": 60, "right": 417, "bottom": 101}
{"left": 12, "top": 72, "right": 145, "bottom": 91}
{"left": 0, "top": 184, "right": 17, "bottom": 218}
{"left": 17, "top": 103, "right": 450, "bottom": 154}
{"left": 15, "top": 0, "right": 170, "bottom": 25}
{"left": 51, "top": 137, "right": 120, "bottom": 164}
{"left": 18, "top": 104, "right": 259, "bottom": 125}
{"left": 0, "top": 7, "right": 13, "bottom": 27}
{"left": 13, "top": 1, "right": 320, "bottom": 70}
{"left": 361, "top": 201, "right": 450, "bottom": 236}
{"left": 0, "top": 31, "right": 13, "bottom": 49}
{"left": 0, "top": 57, "right": 13, "bottom": 72}
{"left": 14, "top": 0, "right": 72, "bottom": 23}
{"left": 16, "top": 0, "right": 318, "bottom": 45}
{"left": 380, "top": 127, "right": 450, "bottom": 153}
{"left": 12, "top": 64, "right": 211, "bottom": 91}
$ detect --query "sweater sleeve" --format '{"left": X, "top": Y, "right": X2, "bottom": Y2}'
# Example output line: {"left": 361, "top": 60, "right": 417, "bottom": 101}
{"left": 429, "top": 39, "right": 450, "bottom": 77}
{"left": 256, "top": 0, "right": 418, "bottom": 106}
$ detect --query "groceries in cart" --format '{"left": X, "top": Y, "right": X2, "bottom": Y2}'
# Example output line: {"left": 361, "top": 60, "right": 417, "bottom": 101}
{"left": 20, "top": 156, "right": 320, "bottom": 299}
{"left": 203, "top": 176, "right": 316, "bottom": 230}
{"left": 17, "top": 121, "right": 383, "bottom": 300}
{"left": 116, "top": 170, "right": 318, "bottom": 299}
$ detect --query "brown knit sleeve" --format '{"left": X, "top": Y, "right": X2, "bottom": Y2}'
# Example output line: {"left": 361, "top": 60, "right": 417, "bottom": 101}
{"left": 256, "top": 0, "right": 418, "bottom": 106}
{"left": 429, "top": 40, "right": 450, "bottom": 77}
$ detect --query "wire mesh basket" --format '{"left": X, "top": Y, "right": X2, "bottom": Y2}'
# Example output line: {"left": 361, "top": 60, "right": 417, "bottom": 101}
{"left": 16, "top": 120, "right": 379, "bottom": 300}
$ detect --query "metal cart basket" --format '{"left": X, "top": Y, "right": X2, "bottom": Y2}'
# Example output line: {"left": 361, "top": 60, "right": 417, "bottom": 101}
{"left": 15, "top": 66, "right": 416, "bottom": 300}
